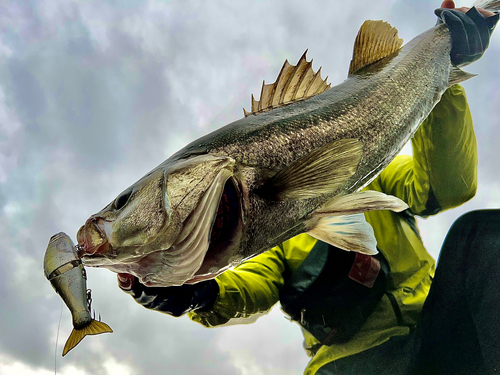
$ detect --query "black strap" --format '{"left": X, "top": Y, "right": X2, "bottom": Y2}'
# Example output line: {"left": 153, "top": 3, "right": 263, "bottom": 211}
{"left": 386, "top": 292, "right": 405, "bottom": 326}
{"left": 280, "top": 241, "right": 390, "bottom": 345}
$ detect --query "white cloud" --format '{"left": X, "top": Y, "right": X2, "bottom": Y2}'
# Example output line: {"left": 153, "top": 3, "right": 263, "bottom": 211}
{"left": 0, "top": 87, "right": 23, "bottom": 183}
{"left": 102, "top": 357, "right": 134, "bottom": 375}
{"left": 0, "top": 360, "right": 54, "bottom": 375}
{"left": 0, "top": 41, "right": 12, "bottom": 58}
{"left": 0, "top": 354, "right": 88, "bottom": 375}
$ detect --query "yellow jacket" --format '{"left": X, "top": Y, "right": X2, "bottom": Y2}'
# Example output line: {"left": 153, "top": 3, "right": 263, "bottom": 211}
{"left": 190, "top": 85, "right": 477, "bottom": 374}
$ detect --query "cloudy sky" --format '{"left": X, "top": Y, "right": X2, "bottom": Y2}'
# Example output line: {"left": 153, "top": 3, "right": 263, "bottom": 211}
{"left": 1, "top": 0, "right": 499, "bottom": 374}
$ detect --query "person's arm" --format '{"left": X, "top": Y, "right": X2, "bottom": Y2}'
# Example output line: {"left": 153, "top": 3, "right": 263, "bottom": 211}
{"left": 375, "top": 84, "right": 477, "bottom": 216}
{"left": 189, "top": 245, "right": 288, "bottom": 327}
{"left": 374, "top": 3, "right": 498, "bottom": 214}
{"left": 118, "top": 273, "right": 220, "bottom": 317}
{"left": 118, "top": 243, "right": 289, "bottom": 325}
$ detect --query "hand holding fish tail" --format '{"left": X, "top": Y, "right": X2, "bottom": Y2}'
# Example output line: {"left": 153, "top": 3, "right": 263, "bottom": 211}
{"left": 435, "top": 2, "right": 499, "bottom": 66}
{"left": 118, "top": 273, "right": 219, "bottom": 317}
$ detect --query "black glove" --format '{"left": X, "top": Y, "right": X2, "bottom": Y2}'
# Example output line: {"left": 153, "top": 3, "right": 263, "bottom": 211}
{"left": 435, "top": 6, "right": 499, "bottom": 66}
{"left": 118, "top": 274, "right": 219, "bottom": 317}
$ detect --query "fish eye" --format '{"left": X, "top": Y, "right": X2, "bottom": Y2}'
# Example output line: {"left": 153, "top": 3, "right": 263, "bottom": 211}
{"left": 114, "top": 189, "right": 132, "bottom": 210}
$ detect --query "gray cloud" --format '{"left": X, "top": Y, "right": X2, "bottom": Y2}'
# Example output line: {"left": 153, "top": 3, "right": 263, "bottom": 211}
{"left": 2, "top": 0, "right": 500, "bottom": 374}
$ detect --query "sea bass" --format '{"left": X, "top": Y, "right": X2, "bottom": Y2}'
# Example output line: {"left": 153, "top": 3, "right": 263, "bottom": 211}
{"left": 77, "top": 1, "right": 499, "bottom": 287}
{"left": 44, "top": 232, "right": 112, "bottom": 356}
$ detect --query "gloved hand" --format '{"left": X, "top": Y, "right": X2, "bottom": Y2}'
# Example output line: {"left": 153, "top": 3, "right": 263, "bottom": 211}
{"left": 435, "top": 5, "right": 499, "bottom": 66}
{"left": 118, "top": 273, "right": 219, "bottom": 317}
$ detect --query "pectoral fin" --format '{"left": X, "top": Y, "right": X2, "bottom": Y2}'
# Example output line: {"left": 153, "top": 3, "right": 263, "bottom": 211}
{"left": 307, "top": 213, "right": 378, "bottom": 255}
{"left": 305, "top": 191, "right": 408, "bottom": 254}
{"left": 257, "top": 138, "right": 363, "bottom": 201}
{"left": 62, "top": 320, "right": 113, "bottom": 356}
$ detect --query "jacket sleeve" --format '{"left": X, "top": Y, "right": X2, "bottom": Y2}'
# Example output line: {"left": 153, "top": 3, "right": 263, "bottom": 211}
{"left": 189, "top": 245, "right": 287, "bottom": 327}
{"left": 375, "top": 84, "right": 477, "bottom": 216}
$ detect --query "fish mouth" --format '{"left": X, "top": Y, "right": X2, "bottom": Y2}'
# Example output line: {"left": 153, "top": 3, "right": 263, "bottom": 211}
{"left": 167, "top": 173, "right": 243, "bottom": 285}
{"left": 76, "top": 217, "right": 112, "bottom": 257}
{"left": 188, "top": 176, "right": 243, "bottom": 282}
{"left": 76, "top": 173, "right": 244, "bottom": 286}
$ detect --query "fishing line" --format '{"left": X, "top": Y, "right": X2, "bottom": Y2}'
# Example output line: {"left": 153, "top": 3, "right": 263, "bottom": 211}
{"left": 54, "top": 300, "right": 63, "bottom": 375}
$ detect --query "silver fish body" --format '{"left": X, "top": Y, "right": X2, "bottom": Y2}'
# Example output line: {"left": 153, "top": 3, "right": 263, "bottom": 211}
{"left": 44, "top": 232, "right": 112, "bottom": 356}
{"left": 44, "top": 233, "right": 91, "bottom": 329}
{"left": 76, "top": 2, "right": 497, "bottom": 287}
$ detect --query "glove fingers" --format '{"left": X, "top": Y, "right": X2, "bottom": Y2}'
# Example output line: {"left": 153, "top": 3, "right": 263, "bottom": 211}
{"left": 466, "top": 7, "right": 500, "bottom": 52}
{"left": 465, "top": 7, "right": 490, "bottom": 50}
{"left": 485, "top": 12, "right": 500, "bottom": 31}
{"left": 118, "top": 274, "right": 218, "bottom": 317}
{"left": 436, "top": 7, "right": 499, "bottom": 66}
{"left": 434, "top": 8, "right": 445, "bottom": 25}
{"left": 118, "top": 273, "right": 143, "bottom": 296}
{"left": 137, "top": 284, "right": 201, "bottom": 316}
{"left": 155, "top": 289, "right": 195, "bottom": 317}
{"left": 444, "top": 9, "right": 484, "bottom": 65}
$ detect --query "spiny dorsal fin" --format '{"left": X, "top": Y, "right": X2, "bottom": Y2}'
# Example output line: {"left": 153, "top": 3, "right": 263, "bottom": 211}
{"left": 348, "top": 20, "right": 403, "bottom": 76}
{"left": 244, "top": 50, "right": 331, "bottom": 117}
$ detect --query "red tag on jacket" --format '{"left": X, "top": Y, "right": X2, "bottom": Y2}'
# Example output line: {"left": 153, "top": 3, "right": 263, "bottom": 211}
{"left": 348, "top": 253, "right": 381, "bottom": 288}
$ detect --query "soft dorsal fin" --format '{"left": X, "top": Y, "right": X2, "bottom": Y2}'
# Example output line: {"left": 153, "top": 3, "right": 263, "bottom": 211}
{"left": 243, "top": 50, "right": 331, "bottom": 117}
{"left": 348, "top": 20, "right": 403, "bottom": 76}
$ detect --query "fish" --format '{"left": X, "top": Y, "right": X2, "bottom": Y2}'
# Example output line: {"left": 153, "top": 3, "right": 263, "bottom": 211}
{"left": 76, "top": 1, "right": 500, "bottom": 287}
{"left": 43, "top": 232, "right": 113, "bottom": 356}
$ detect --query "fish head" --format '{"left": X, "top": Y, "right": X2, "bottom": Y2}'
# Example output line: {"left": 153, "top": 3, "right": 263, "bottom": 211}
{"left": 78, "top": 167, "right": 176, "bottom": 257}
{"left": 78, "top": 154, "right": 245, "bottom": 286}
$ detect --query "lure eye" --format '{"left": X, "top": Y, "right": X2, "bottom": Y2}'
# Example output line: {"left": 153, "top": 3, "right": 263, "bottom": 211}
{"left": 114, "top": 189, "right": 132, "bottom": 210}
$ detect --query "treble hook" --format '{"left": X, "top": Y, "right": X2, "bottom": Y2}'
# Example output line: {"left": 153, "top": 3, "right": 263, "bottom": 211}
{"left": 86, "top": 289, "right": 92, "bottom": 312}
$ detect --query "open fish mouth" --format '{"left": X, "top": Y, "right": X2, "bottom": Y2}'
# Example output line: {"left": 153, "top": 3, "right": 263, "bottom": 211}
{"left": 208, "top": 178, "right": 241, "bottom": 260}
{"left": 77, "top": 170, "right": 243, "bottom": 286}
{"left": 166, "top": 172, "right": 243, "bottom": 285}
{"left": 187, "top": 176, "right": 243, "bottom": 282}
{"left": 76, "top": 218, "right": 111, "bottom": 257}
